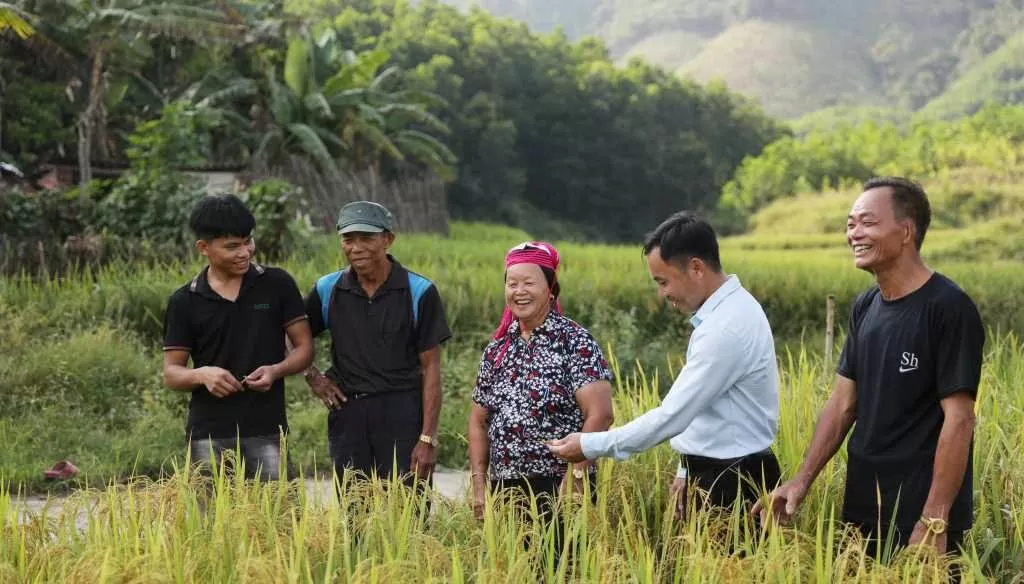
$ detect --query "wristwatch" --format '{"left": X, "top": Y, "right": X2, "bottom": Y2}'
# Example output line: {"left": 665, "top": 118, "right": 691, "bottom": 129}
{"left": 419, "top": 434, "right": 438, "bottom": 447}
{"left": 572, "top": 467, "right": 585, "bottom": 479}
{"left": 919, "top": 516, "right": 948, "bottom": 535}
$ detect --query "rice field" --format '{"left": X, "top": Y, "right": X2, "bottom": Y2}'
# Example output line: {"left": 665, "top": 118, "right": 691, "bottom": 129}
{"left": 2, "top": 222, "right": 1023, "bottom": 582}
{"left": 3, "top": 339, "right": 1023, "bottom": 582}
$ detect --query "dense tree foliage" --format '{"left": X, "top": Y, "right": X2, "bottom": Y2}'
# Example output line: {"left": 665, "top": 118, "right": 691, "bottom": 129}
{"left": 2, "top": 0, "right": 785, "bottom": 243}
{"left": 718, "top": 104, "right": 1024, "bottom": 232}
{"left": 439, "top": 0, "right": 1024, "bottom": 119}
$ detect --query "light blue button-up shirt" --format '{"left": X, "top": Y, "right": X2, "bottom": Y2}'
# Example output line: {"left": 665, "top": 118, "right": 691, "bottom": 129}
{"left": 580, "top": 275, "right": 779, "bottom": 478}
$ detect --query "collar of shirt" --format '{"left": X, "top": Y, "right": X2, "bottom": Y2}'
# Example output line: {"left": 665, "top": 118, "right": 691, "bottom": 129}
{"left": 689, "top": 274, "right": 742, "bottom": 329}
{"left": 504, "top": 310, "right": 559, "bottom": 343}
{"left": 338, "top": 254, "right": 407, "bottom": 295}
{"left": 190, "top": 262, "right": 265, "bottom": 301}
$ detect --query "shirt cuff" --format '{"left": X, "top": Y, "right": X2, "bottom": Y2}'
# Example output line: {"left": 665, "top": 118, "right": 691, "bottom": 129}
{"left": 675, "top": 462, "right": 688, "bottom": 480}
{"left": 580, "top": 431, "right": 610, "bottom": 460}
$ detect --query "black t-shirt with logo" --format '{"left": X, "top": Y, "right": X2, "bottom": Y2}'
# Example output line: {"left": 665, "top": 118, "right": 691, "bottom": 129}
{"left": 837, "top": 272, "right": 984, "bottom": 531}
{"left": 162, "top": 264, "right": 308, "bottom": 439}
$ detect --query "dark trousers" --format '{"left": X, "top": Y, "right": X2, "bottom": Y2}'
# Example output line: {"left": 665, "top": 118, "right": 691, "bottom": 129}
{"left": 494, "top": 474, "right": 597, "bottom": 565}
{"left": 678, "top": 449, "right": 782, "bottom": 520}
{"left": 327, "top": 389, "right": 428, "bottom": 492}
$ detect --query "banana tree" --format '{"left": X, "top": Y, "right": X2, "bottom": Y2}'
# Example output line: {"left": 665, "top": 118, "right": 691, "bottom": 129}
{"left": 298, "top": 30, "right": 457, "bottom": 178}
{"left": 0, "top": 2, "right": 33, "bottom": 38}
{"left": 0, "top": 2, "right": 34, "bottom": 158}
{"left": 29, "top": 0, "right": 245, "bottom": 192}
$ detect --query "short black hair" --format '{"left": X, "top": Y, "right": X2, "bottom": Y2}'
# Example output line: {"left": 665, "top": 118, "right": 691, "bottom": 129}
{"left": 642, "top": 211, "right": 722, "bottom": 272}
{"left": 863, "top": 176, "right": 931, "bottom": 250}
{"left": 188, "top": 194, "right": 256, "bottom": 241}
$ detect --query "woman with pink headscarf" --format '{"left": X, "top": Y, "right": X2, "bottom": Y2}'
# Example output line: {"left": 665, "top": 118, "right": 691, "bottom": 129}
{"left": 467, "top": 241, "right": 615, "bottom": 531}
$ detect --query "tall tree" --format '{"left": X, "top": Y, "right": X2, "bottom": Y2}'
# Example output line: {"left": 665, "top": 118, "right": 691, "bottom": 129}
{"left": 25, "top": 0, "right": 244, "bottom": 191}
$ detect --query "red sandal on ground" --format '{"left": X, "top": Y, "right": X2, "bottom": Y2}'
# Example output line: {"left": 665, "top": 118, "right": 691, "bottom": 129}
{"left": 42, "top": 460, "right": 79, "bottom": 480}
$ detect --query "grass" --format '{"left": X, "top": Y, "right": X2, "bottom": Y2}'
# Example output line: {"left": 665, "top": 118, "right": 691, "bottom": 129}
{"left": 2, "top": 222, "right": 1023, "bottom": 493}
{"left": 2, "top": 222, "right": 1023, "bottom": 580}
{"left": 3, "top": 337, "right": 1023, "bottom": 582}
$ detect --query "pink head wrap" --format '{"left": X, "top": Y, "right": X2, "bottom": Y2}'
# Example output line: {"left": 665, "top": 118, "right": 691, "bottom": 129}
{"left": 492, "top": 241, "right": 564, "bottom": 341}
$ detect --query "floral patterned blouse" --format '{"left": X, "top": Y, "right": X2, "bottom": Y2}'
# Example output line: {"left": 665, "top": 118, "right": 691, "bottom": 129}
{"left": 473, "top": 311, "right": 613, "bottom": 480}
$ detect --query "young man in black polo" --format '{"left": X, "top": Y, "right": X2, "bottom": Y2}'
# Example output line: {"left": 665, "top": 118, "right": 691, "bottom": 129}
{"left": 301, "top": 201, "right": 451, "bottom": 493}
{"left": 163, "top": 194, "right": 314, "bottom": 481}
{"left": 756, "top": 177, "right": 985, "bottom": 567}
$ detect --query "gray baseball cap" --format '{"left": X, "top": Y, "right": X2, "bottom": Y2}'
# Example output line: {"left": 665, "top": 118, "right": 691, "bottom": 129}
{"left": 336, "top": 201, "right": 395, "bottom": 234}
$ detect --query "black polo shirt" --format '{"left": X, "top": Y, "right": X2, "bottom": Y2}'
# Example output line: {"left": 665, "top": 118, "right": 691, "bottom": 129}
{"left": 304, "top": 257, "right": 451, "bottom": 395}
{"left": 162, "top": 263, "right": 307, "bottom": 439}
{"left": 837, "top": 272, "right": 984, "bottom": 531}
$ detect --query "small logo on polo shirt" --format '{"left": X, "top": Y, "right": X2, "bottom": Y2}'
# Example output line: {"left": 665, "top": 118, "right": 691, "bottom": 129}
{"left": 899, "top": 352, "right": 919, "bottom": 373}
{"left": 253, "top": 303, "right": 271, "bottom": 310}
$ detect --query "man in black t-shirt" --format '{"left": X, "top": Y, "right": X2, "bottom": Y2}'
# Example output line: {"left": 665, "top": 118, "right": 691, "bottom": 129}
{"left": 755, "top": 177, "right": 984, "bottom": 563}
{"left": 163, "top": 195, "right": 314, "bottom": 481}
{"left": 301, "top": 201, "right": 451, "bottom": 492}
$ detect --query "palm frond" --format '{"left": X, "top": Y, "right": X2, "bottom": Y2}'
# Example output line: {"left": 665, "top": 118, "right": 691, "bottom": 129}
{"left": 391, "top": 88, "right": 449, "bottom": 109}
{"left": 393, "top": 133, "right": 457, "bottom": 181}
{"left": 325, "top": 87, "right": 369, "bottom": 106}
{"left": 266, "top": 72, "right": 297, "bottom": 126}
{"left": 96, "top": 6, "right": 245, "bottom": 44}
{"left": 352, "top": 118, "right": 403, "bottom": 161}
{"left": 303, "top": 92, "right": 334, "bottom": 120}
{"left": 254, "top": 128, "right": 283, "bottom": 163}
{"left": 313, "top": 126, "right": 349, "bottom": 155}
{"left": 369, "top": 65, "right": 402, "bottom": 92}
{"left": 197, "top": 78, "right": 259, "bottom": 108}
{"left": 0, "top": 4, "right": 34, "bottom": 39}
{"left": 378, "top": 103, "right": 451, "bottom": 134}
{"left": 394, "top": 130, "right": 458, "bottom": 164}
{"left": 355, "top": 103, "right": 386, "bottom": 127}
{"left": 287, "top": 123, "right": 339, "bottom": 172}
{"left": 284, "top": 35, "right": 310, "bottom": 97}
{"left": 323, "top": 67, "right": 359, "bottom": 96}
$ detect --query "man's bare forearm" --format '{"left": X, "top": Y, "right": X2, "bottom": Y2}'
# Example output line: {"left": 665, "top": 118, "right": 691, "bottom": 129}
{"left": 468, "top": 406, "right": 490, "bottom": 476}
{"left": 794, "top": 389, "right": 857, "bottom": 486}
{"left": 921, "top": 402, "right": 975, "bottom": 519}
{"left": 421, "top": 368, "right": 442, "bottom": 438}
{"left": 272, "top": 344, "right": 313, "bottom": 379}
{"left": 285, "top": 330, "right": 319, "bottom": 378}
{"left": 164, "top": 364, "right": 202, "bottom": 392}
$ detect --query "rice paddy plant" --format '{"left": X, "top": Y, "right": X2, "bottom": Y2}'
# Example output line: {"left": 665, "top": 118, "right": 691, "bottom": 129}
{"left": 3, "top": 337, "right": 1022, "bottom": 583}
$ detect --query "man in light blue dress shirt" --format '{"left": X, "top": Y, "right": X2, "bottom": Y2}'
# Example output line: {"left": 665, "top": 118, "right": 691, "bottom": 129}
{"left": 547, "top": 211, "right": 781, "bottom": 519}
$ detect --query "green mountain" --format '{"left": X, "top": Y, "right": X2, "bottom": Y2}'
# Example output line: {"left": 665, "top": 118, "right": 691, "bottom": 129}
{"left": 442, "top": 0, "right": 1024, "bottom": 120}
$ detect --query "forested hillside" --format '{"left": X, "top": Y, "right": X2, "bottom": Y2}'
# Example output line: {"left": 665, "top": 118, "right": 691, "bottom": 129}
{"left": 442, "top": 0, "right": 1024, "bottom": 120}
{"left": 1, "top": 0, "right": 784, "bottom": 246}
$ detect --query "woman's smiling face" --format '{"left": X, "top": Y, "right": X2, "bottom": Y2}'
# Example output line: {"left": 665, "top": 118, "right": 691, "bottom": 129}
{"left": 505, "top": 263, "right": 550, "bottom": 325}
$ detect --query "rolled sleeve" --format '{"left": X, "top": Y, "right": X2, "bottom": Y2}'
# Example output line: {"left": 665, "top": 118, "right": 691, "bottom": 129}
{"left": 582, "top": 324, "right": 746, "bottom": 462}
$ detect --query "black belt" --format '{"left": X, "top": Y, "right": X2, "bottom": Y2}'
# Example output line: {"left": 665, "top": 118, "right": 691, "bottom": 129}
{"left": 346, "top": 388, "right": 419, "bottom": 400}
{"left": 680, "top": 448, "right": 773, "bottom": 472}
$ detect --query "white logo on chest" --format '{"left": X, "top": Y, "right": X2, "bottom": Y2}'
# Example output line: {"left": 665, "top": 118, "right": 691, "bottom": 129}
{"left": 899, "top": 352, "right": 919, "bottom": 374}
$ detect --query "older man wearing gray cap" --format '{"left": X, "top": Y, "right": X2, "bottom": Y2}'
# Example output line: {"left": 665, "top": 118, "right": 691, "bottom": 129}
{"left": 301, "top": 201, "right": 452, "bottom": 495}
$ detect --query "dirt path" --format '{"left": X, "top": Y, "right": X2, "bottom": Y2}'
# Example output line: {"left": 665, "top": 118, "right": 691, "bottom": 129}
{"left": 12, "top": 468, "right": 470, "bottom": 530}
